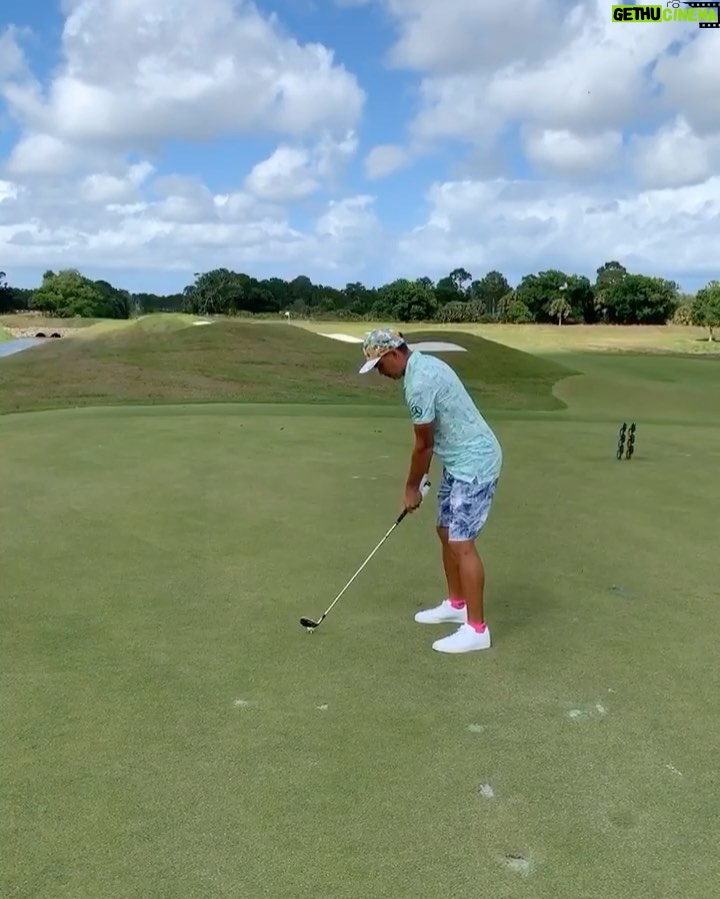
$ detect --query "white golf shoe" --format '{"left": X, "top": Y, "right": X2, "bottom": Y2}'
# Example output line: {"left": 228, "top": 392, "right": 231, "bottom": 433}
{"left": 414, "top": 599, "right": 468, "bottom": 624}
{"left": 432, "top": 623, "right": 492, "bottom": 654}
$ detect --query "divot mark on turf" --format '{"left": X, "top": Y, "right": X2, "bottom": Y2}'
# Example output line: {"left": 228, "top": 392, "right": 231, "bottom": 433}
{"left": 478, "top": 783, "right": 495, "bottom": 799}
{"left": 609, "top": 583, "right": 637, "bottom": 600}
{"left": 316, "top": 704, "right": 329, "bottom": 711}
{"left": 500, "top": 854, "right": 532, "bottom": 876}
{"left": 467, "top": 724, "right": 485, "bottom": 734}
{"left": 566, "top": 702, "right": 607, "bottom": 721}
{"left": 666, "top": 764, "right": 683, "bottom": 776}
{"left": 233, "top": 699, "right": 253, "bottom": 708}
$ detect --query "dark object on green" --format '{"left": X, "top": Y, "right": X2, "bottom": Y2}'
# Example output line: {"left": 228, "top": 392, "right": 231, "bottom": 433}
{"left": 626, "top": 423, "right": 636, "bottom": 459}
{"left": 617, "top": 422, "right": 636, "bottom": 460}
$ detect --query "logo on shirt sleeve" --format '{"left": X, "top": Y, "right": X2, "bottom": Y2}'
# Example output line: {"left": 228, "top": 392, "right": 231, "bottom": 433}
{"left": 410, "top": 404, "right": 423, "bottom": 418}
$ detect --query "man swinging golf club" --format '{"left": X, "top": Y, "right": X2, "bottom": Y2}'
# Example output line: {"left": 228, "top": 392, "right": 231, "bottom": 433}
{"left": 359, "top": 328, "right": 502, "bottom": 653}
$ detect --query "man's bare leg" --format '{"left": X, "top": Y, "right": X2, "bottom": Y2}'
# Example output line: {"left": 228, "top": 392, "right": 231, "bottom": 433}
{"left": 437, "top": 526, "right": 463, "bottom": 601}
{"left": 448, "top": 539, "right": 485, "bottom": 626}
{"left": 414, "top": 528, "right": 467, "bottom": 623}
{"left": 430, "top": 482, "right": 496, "bottom": 651}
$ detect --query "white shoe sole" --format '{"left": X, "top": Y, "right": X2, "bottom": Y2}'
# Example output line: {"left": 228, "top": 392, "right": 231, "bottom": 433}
{"left": 432, "top": 638, "right": 491, "bottom": 653}
{"left": 432, "top": 627, "right": 492, "bottom": 653}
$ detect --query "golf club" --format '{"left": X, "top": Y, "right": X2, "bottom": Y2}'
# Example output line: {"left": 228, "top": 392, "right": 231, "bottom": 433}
{"left": 300, "top": 475, "right": 431, "bottom": 632}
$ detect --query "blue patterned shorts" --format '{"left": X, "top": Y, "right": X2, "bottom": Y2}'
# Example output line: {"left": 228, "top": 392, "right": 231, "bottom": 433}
{"left": 437, "top": 468, "right": 498, "bottom": 541}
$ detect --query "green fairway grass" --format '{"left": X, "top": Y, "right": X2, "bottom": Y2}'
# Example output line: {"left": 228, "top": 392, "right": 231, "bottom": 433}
{"left": 2, "top": 324, "right": 719, "bottom": 897}
{"left": 0, "top": 320, "right": 574, "bottom": 415}
{"left": 300, "top": 320, "right": 718, "bottom": 356}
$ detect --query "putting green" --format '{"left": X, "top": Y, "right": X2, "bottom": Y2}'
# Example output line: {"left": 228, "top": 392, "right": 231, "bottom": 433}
{"left": 2, "top": 334, "right": 719, "bottom": 897}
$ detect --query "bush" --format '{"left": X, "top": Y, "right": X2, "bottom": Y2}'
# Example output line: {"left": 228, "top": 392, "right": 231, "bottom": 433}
{"left": 435, "top": 300, "right": 487, "bottom": 323}
{"left": 437, "top": 301, "right": 469, "bottom": 323}
{"left": 672, "top": 303, "right": 693, "bottom": 325}
{"left": 502, "top": 299, "right": 534, "bottom": 323}
{"left": 464, "top": 300, "right": 487, "bottom": 322}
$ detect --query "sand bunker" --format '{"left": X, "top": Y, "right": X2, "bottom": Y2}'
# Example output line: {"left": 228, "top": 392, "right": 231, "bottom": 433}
{"left": 320, "top": 332, "right": 363, "bottom": 343}
{"left": 320, "top": 332, "right": 466, "bottom": 352}
{"left": 409, "top": 341, "right": 466, "bottom": 352}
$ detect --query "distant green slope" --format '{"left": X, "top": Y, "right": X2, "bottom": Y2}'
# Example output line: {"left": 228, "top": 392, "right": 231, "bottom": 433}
{"left": 73, "top": 313, "right": 207, "bottom": 340}
{"left": 407, "top": 330, "right": 576, "bottom": 412}
{"left": 0, "top": 321, "right": 575, "bottom": 415}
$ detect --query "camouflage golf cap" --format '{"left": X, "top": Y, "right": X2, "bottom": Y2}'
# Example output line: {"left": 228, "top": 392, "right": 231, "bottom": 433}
{"left": 359, "top": 328, "right": 406, "bottom": 373}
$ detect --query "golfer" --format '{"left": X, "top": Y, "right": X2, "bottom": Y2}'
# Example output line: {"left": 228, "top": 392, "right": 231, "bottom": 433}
{"left": 359, "top": 328, "right": 502, "bottom": 653}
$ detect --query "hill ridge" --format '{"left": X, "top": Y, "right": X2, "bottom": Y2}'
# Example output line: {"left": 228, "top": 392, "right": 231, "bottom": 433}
{"left": 0, "top": 320, "right": 574, "bottom": 416}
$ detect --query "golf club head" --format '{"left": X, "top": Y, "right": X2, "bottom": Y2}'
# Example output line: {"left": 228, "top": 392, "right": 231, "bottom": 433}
{"left": 300, "top": 616, "right": 320, "bottom": 631}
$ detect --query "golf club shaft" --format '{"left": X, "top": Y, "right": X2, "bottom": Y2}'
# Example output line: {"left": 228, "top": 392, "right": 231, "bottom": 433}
{"left": 306, "top": 475, "right": 431, "bottom": 628}
{"left": 319, "top": 520, "right": 400, "bottom": 621}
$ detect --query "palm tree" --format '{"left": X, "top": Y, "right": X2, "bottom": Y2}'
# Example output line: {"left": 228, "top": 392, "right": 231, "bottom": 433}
{"left": 547, "top": 295, "right": 572, "bottom": 325}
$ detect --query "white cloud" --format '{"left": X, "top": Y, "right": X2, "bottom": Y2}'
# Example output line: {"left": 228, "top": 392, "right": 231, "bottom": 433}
{"left": 408, "top": 6, "right": 686, "bottom": 148}
{"left": 81, "top": 162, "right": 155, "bottom": 203}
{"left": 0, "top": 180, "right": 20, "bottom": 203}
{"left": 246, "top": 147, "right": 320, "bottom": 202}
{"left": 395, "top": 175, "right": 720, "bottom": 281}
{"left": 385, "top": 0, "right": 572, "bottom": 75}
{"left": 0, "top": 165, "right": 380, "bottom": 279}
{"left": 2, "top": 0, "right": 364, "bottom": 171}
{"left": 524, "top": 128, "right": 622, "bottom": 176}
{"left": 0, "top": 26, "right": 28, "bottom": 80}
{"left": 652, "top": 34, "right": 720, "bottom": 133}
{"left": 0, "top": 0, "right": 373, "bottom": 281}
{"left": 245, "top": 131, "right": 358, "bottom": 202}
{"left": 1, "top": 0, "right": 719, "bottom": 291}
{"left": 314, "top": 195, "right": 381, "bottom": 270}
{"left": 630, "top": 117, "right": 720, "bottom": 188}
{"left": 5, "top": 134, "right": 104, "bottom": 176}
{"left": 313, "top": 130, "right": 359, "bottom": 179}
{"left": 364, "top": 144, "right": 409, "bottom": 179}
{"left": 316, "top": 195, "right": 378, "bottom": 239}
{"left": 353, "top": 0, "right": 701, "bottom": 174}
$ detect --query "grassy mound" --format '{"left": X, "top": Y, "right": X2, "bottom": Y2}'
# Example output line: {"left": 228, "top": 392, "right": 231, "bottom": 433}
{"left": 0, "top": 321, "right": 575, "bottom": 415}
{"left": 73, "top": 313, "right": 207, "bottom": 340}
{"left": 0, "top": 325, "right": 11, "bottom": 343}
{"left": 407, "top": 329, "right": 576, "bottom": 412}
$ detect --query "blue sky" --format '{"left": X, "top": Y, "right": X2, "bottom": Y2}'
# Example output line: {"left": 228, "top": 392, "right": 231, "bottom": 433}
{"left": 0, "top": 0, "right": 718, "bottom": 294}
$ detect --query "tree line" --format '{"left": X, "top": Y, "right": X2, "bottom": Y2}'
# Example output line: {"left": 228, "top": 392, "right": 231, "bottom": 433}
{"left": 1, "top": 263, "right": 719, "bottom": 338}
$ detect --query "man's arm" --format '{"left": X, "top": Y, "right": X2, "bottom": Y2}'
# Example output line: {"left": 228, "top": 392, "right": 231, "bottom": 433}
{"left": 406, "top": 422, "right": 434, "bottom": 491}
{"left": 404, "top": 381, "right": 437, "bottom": 508}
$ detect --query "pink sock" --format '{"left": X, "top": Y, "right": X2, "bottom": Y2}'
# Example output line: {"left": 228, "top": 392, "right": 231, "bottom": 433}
{"left": 449, "top": 597, "right": 466, "bottom": 609}
{"left": 468, "top": 620, "right": 486, "bottom": 633}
